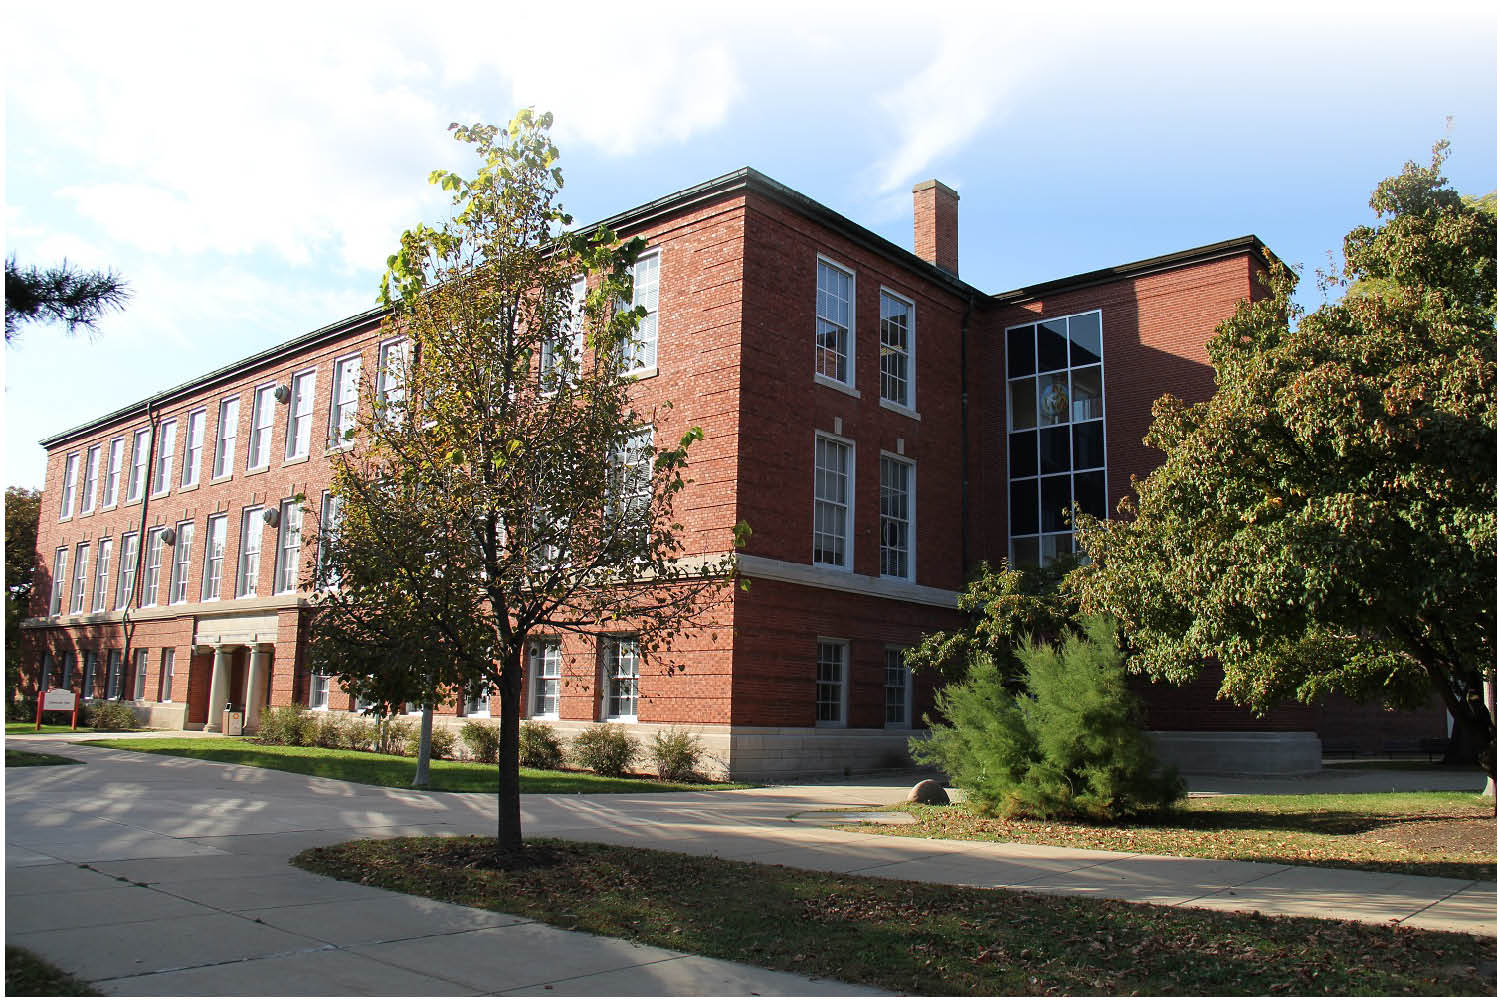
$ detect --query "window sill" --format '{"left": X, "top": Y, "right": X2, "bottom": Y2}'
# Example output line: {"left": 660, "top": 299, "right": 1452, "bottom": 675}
{"left": 814, "top": 374, "right": 860, "bottom": 399}
{"left": 812, "top": 559, "right": 853, "bottom": 573}
{"left": 282, "top": 454, "right": 310, "bottom": 468}
{"left": 529, "top": 713, "right": 558, "bottom": 722}
{"left": 244, "top": 466, "right": 270, "bottom": 478}
{"left": 177, "top": 483, "right": 200, "bottom": 494}
{"left": 880, "top": 573, "right": 915, "bottom": 585}
{"left": 878, "top": 399, "right": 921, "bottom": 421}
{"left": 99, "top": 504, "right": 118, "bottom": 513}
{"left": 209, "top": 474, "right": 233, "bottom": 486}
{"left": 605, "top": 715, "right": 638, "bottom": 724}
{"left": 122, "top": 498, "right": 144, "bottom": 509}
{"left": 624, "top": 366, "right": 658, "bottom": 381}
{"left": 79, "top": 509, "right": 95, "bottom": 518}
{"left": 150, "top": 490, "right": 171, "bottom": 501}
{"left": 58, "top": 515, "right": 73, "bottom": 524}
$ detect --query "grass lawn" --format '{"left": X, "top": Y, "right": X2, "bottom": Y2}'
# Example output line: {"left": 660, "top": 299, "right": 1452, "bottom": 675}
{"left": 83, "top": 738, "right": 750, "bottom": 794}
{"left": 835, "top": 792, "right": 1496, "bottom": 881}
{"left": 4, "top": 946, "right": 99, "bottom": 996}
{"left": 6, "top": 748, "right": 84, "bottom": 767}
{"left": 296, "top": 836, "right": 1495, "bottom": 996}
{"left": 5, "top": 723, "right": 130, "bottom": 736}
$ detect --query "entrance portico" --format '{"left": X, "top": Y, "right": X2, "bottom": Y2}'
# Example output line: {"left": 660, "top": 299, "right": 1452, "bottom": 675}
{"left": 195, "top": 612, "right": 279, "bottom": 733}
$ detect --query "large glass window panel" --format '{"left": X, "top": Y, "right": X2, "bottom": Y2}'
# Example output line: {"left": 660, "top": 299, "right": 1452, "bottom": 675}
{"left": 1074, "top": 470, "right": 1107, "bottom": 520}
{"left": 1037, "top": 319, "right": 1069, "bottom": 372}
{"left": 1008, "top": 379, "right": 1036, "bottom": 431}
{"left": 1010, "top": 536, "right": 1039, "bottom": 567}
{"left": 1072, "top": 421, "right": 1105, "bottom": 471}
{"left": 1039, "top": 426, "right": 1071, "bottom": 476}
{"left": 1040, "top": 533, "right": 1073, "bottom": 564}
{"left": 1008, "top": 430, "right": 1037, "bottom": 479}
{"left": 1006, "top": 326, "right": 1035, "bottom": 379}
{"left": 1040, "top": 474, "right": 1072, "bottom": 533}
{"left": 1068, "top": 312, "right": 1102, "bottom": 366}
{"left": 815, "top": 260, "right": 852, "bottom": 384}
{"left": 1010, "top": 480, "right": 1039, "bottom": 536}
{"left": 1071, "top": 365, "right": 1103, "bottom": 422}
{"left": 1037, "top": 372, "right": 1069, "bottom": 427}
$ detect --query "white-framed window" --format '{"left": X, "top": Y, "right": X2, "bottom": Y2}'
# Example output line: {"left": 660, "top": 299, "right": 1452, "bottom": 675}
{"left": 133, "top": 648, "right": 148, "bottom": 700}
{"left": 152, "top": 419, "right": 178, "bottom": 495}
{"left": 879, "top": 454, "right": 914, "bottom": 581}
{"left": 274, "top": 498, "right": 303, "bottom": 594}
{"left": 101, "top": 437, "right": 123, "bottom": 507}
{"left": 329, "top": 355, "right": 361, "bottom": 447}
{"left": 542, "top": 277, "right": 586, "bottom": 388}
{"left": 879, "top": 289, "right": 915, "bottom": 409}
{"left": 59, "top": 652, "right": 76, "bottom": 690}
{"left": 464, "top": 686, "right": 491, "bottom": 718}
{"left": 528, "top": 638, "right": 561, "bottom": 718}
{"left": 82, "top": 445, "right": 101, "bottom": 513}
{"left": 115, "top": 532, "right": 138, "bottom": 609}
{"left": 69, "top": 543, "right": 89, "bottom": 614}
{"left": 1005, "top": 310, "right": 1107, "bottom": 567}
{"left": 816, "top": 639, "right": 848, "bottom": 727}
{"left": 160, "top": 648, "right": 176, "bottom": 702}
{"left": 213, "top": 396, "right": 239, "bottom": 479}
{"left": 169, "top": 520, "right": 194, "bottom": 604}
{"left": 201, "top": 514, "right": 227, "bottom": 600}
{"left": 59, "top": 452, "right": 80, "bottom": 518}
{"left": 376, "top": 339, "right": 409, "bottom": 423}
{"left": 126, "top": 428, "right": 151, "bottom": 503}
{"left": 247, "top": 384, "right": 276, "bottom": 470}
{"left": 309, "top": 672, "right": 330, "bottom": 710}
{"left": 815, "top": 257, "right": 854, "bottom": 386}
{"left": 284, "top": 370, "right": 316, "bottom": 460}
{"left": 601, "top": 637, "right": 639, "bottom": 721}
{"left": 813, "top": 433, "right": 853, "bottom": 569}
{"left": 620, "top": 251, "right": 659, "bottom": 373}
{"left": 236, "top": 506, "right": 264, "bottom": 598}
{"left": 86, "top": 652, "right": 102, "bottom": 698}
{"left": 105, "top": 650, "right": 122, "bottom": 700}
{"left": 884, "top": 648, "right": 913, "bottom": 728}
{"left": 142, "top": 527, "right": 166, "bottom": 606}
{"left": 49, "top": 547, "right": 67, "bottom": 615}
{"left": 40, "top": 653, "right": 53, "bottom": 691}
{"left": 609, "top": 427, "right": 653, "bottom": 546}
{"left": 318, "top": 491, "right": 343, "bottom": 587}
{"left": 92, "top": 537, "right": 112, "bottom": 612}
{"left": 182, "top": 408, "right": 205, "bottom": 487}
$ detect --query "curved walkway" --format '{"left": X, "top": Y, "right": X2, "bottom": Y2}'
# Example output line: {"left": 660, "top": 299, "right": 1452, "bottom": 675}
{"left": 5, "top": 740, "right": 1495, "bottom": 995}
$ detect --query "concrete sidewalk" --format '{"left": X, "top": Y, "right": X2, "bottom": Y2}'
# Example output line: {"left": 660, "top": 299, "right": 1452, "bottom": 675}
{"left": 5, "top": 741, "right": 1496, "bottom": 995}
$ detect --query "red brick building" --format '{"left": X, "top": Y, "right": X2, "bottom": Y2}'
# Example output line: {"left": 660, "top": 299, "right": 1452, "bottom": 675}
{"left": 20, "top": 169, "right": 1443, "bottom": 776}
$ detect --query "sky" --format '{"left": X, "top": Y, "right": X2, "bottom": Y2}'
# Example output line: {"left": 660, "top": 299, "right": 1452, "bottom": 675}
{"left": 4, "top": 0, "right": 1496, "bottom": 491}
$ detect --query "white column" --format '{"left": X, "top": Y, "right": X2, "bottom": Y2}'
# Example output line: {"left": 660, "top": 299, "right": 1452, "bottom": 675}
{"left": 204, "top": 645, "right": 234, "bottom": 733}
{"left": 245, "top": 643, "right": 272, "bottom": 733}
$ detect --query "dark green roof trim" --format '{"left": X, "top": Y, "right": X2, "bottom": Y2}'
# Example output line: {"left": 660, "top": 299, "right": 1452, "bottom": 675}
{"left": 990, "top": 235, "right": 1278, "bottom": 306}
{"left": 38, "top": 306, "right": 387, "bottom": 447}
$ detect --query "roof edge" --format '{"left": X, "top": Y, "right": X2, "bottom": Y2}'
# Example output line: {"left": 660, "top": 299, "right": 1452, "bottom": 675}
{"left": 990, "top": 235, "right": 1278, "bottom": 306}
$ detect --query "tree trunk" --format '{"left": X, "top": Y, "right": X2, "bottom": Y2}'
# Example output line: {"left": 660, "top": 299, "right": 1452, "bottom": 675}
{"left": 412, "top": 703, "right": 433, "bottom": 789}
{"left": 496, "top": 649, "right": 523, "bottom": 852}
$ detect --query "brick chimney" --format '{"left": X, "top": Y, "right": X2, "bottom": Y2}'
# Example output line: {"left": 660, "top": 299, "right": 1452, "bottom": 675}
{"left": 912, "top": 179, "right": 959, "bottom": 275}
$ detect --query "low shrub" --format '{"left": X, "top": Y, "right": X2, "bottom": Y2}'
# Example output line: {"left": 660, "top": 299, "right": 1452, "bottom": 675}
{"left": 649, "top": 727, "right": 704, "bottom": 782}
{"left": 314, "top": 713, "right": 345, "bottom": 749}
{"left": 461, "top": 720, "right": 500, "bottom": 763}
{"left": 428, "top": 726, "right": 457, "bottom": 760}
{"left": 255, "top": 705, "right": 310, "bottom": 745}
{"left": 911, "top": 616, "right": 1184, "bottom": 821}
{"left": 83, "top": 699, "right": 138, "bottom": 731}
{"left": 376, "top": 717, "right": 415, "bottom": 756}
{"left": 570, "top": 724, "right": 639, "bottom": 777}
{"left": 343, "top": 716, "right": 378, "bottom": 752}
{"left": 519, "top": 721, "right": 565, "bottom": 770}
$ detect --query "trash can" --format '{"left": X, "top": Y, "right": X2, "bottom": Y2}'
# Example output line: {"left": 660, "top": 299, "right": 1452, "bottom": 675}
{"left": 222, "top": 704, "right": 244, "bottom": 737}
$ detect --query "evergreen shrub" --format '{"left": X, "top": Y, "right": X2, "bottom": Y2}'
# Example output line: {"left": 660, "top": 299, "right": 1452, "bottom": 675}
{"left": 519, "top": 721, "right": 566, "bottom": 770}
{"left": 83, "top": 700, "right": 137, "bottom": 731}
{"left": 649, "top": 727, "right": 704, "bottom": 781}
{"left": 912, "top": 616, "right": 1184, "bottom": 821}
{"left": 570, "top": 724, "right": 638, "bottom": 777}
{"left": 461, "top": 720, "right": 500, "bottom": 763}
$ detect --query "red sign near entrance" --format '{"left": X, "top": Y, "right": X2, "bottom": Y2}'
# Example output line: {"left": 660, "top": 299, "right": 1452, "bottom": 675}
{"left": 35, "top": 688, "right": 80, "bottom": 731}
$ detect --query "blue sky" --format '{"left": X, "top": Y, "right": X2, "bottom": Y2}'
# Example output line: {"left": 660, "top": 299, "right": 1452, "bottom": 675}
{"left": 4, "top": 1, "right": 1495, "bottom": 490}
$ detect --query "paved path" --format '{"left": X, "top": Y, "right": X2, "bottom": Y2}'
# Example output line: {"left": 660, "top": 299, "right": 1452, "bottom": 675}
{"left": 5, "top": 741, "right": 1496, "bottom": 996}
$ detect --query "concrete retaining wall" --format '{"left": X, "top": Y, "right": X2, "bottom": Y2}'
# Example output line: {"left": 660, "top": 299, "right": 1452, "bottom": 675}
{"left": 1150, "top": 730, "right": 1321, "bottom": 776}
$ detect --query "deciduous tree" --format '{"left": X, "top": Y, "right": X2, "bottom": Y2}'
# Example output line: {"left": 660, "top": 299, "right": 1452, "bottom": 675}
{"left": 5, "top": 487, "right": 42, "bottom": 707}
{"left": 1074, "top": 143, "right": 1496, "bottom": 784}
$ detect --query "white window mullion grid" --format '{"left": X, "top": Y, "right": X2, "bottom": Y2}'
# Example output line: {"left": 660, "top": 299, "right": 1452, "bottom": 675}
{"left": 152, "top": 419, "right": 178, "bottom": 495}
{"left": 115, "top": 532, "right": 138, "bottom": 609}
{"left": 603, "top": 638, "right": 639, "bottom": 720}
{"left": 285, "top": 370, "right": 316, "bottom": 460}
{"left": 622, "top": 252, "right": 659, "bottom": 373}
{"left": 815, "top": 257, "right": 854, "bottom": 387}
{"left": 884, "top": 647, "right": 913, "bottom": 728}
{"left": 879, "top": 453, "right": 914, "bottom": 581}
{"left": 142, "top": 527, "right": 165, "bottom": 606}
{"left": 317, "top": 491, "right": 343, "bottom": 587}
{"left": 160, "top": 649, "right": 176, "bottom": 702}
{"left": 812, "top": 434, "right": 853, "bottom": 569}
{"left": 82, "top": 445, "right": 100, "bottom": 513}
{"left": 127, "top": 428, "right": 150, "bottom": 503}
{"left": 49, "top": 548, "right": 67, "bottom": 615}
{"left": 132, "top": 649, "right": 148, "bottom": 700}
{"left": 59, "top": 452, "right": 79, "bottom": 518}
{"left": 309, "top": 673, "right": 330, "bottom": 710}
{"left": 237, "top": 507, "right": 264, "bottom": 598}
{"left": 816, "top": 639, "right": 848, "bottom": 727}
{"left": 528, "top": 639, "right": 560, "bottom": 718}
{"left": 376, "top": 340, "right": 409, "bottom": 422}
{"left": 182, "top": 409, "right": 205, "bottom": 487}
{"left": 169, "top": 521, "right": 194, "bottom": 604}
{"left": 102, "top": 437, "right": 123, "bottom": 507}
{"left": 202, "top": 514, "right": 227, "bottom": 600}
{"left": 247, "top": 385, "right": 276, "bottom": 470}
{"left": 274, "top": 499, "right": 303, "bottom": 594}
{"left": 878, "top": 288, "right": 915, "bottom": 409}
{"left": 92, "top": 538, "right": 112, "bottom": 612}
{"left": 329, "top": 356, "right": 361, "bottom": 447}
{"left": 70, "top": 543, "right": 89, "bottom": 614}
{"left": 213, "top": 396, "right": 239, "bottom": 479}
